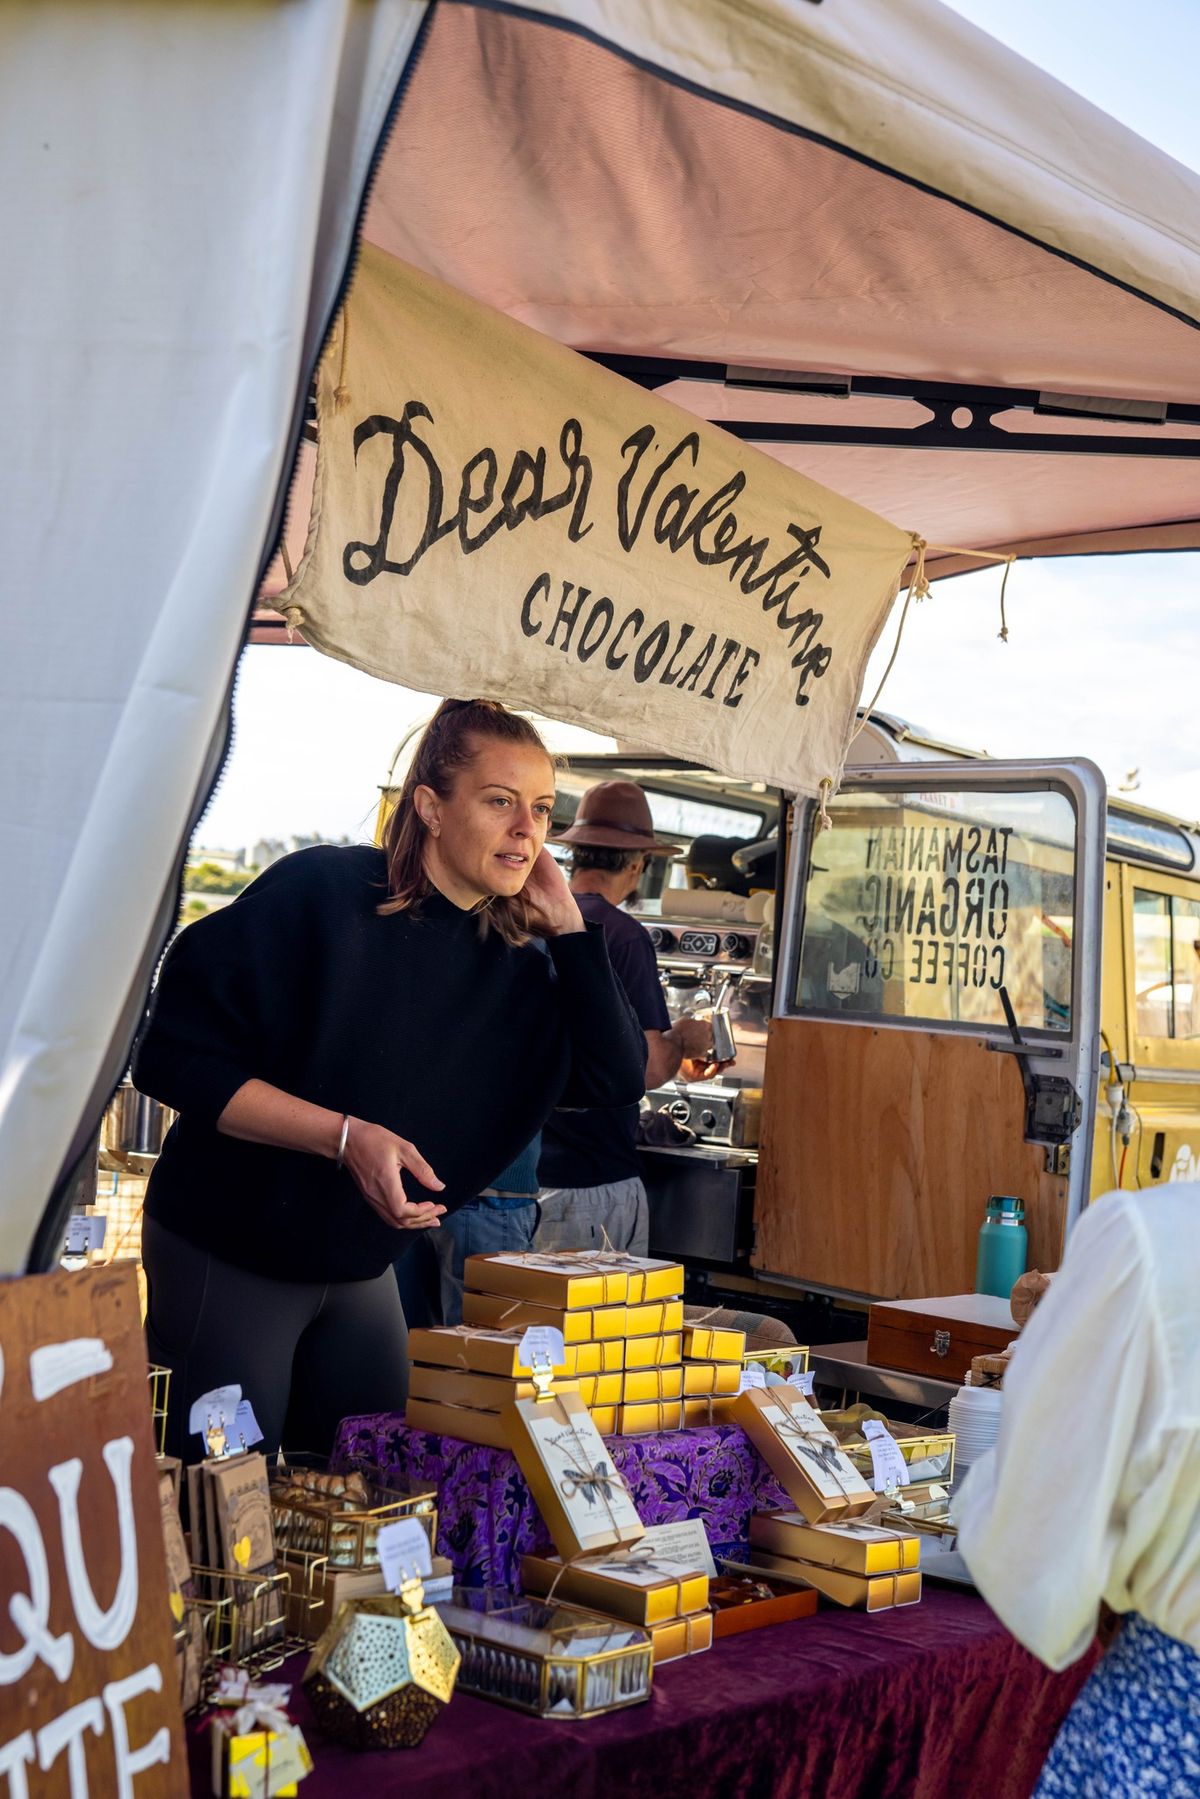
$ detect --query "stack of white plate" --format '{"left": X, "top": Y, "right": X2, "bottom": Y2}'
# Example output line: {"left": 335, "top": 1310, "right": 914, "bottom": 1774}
{"left": 947, "top": 1382, "right": 1004, "bottom": 1472}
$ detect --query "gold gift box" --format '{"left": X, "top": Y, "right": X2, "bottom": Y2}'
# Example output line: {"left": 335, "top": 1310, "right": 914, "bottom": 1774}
{"left": 626, "top": 1298, "right": 684, "bottom": 1337}
{"left": 575, "top": 1339, "right": 625, "bottom": 1375}
{"left": 521, "top": 1551, "right": 709, "bottom": 1625}
{"left": 436, "top": 1589, "right": 653, "bottom": 1718}
{"left": 408, "top": 1324, "right": 578, "bottom": 1379}
{"left": 410, "top": 1364, "right": 582, "bottom": 1411}
{"left": 748, "top": 1548, "right": 922, "bottom": 1612}
{"left": 270, "top": 1462, "right": 437, "bottom": 1568}
{"left": 682, "top": 1324, "right": 746, "bottom": 1362}
{"left": 682, "top": 1359, "right": 741, "bottom": 1397}
{"left": 463, "top": 1290, "right": 627, "bottom": 1342}
{"left": 733, "top": 1386, "right": 875, "bottom": 1525}
{"left": 589, "top": 1405, "right": 618, "bottom": 1436}
{"left": 625, "top": 1332, "right": 682, "bottom": 1370}
{"left": 210, "top": 1716, "right": 311, "bottom": 1797}
{"left": 622, "top": 1365, "right": 685, "bottom": 1404}
{"left": 577, "top": 1372, "right": 623, "bottom": 1408}
{"left": 405, "top": 1396, "right": 511, "bottom": 1449}
{"left": 644, "top": 1609, "right": 713, "bottom": 1663}
{"left": 749, "top": 1511, "right": 920, "bottom": 1575}
{"left": 505, "top": 1388, "right": 644, "bottom": 1559}
{"left": 464, "top": 1252, "right": 629, "bottom": 1309}
{"left": 682, "top": 1396, "right": 738, "bottom": 1427}
{"left": 614, "top": 1258, "right": 685, "bottom": 1304}
{"left": 616, "top": 1400, "right": 684, "bottom": 1435}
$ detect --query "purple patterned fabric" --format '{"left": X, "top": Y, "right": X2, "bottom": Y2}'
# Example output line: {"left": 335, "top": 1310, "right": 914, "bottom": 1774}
{"left": 331, "top": 1415, "right": 792, "bottom": 1586}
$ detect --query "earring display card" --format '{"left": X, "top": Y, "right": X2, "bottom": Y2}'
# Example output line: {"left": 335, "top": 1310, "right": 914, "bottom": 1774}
{"left": 734, "top": 1385, "right": 875, "bottom": 1524}
{"left": 506, "top": 1389, "right": 644, "bottom": 1559}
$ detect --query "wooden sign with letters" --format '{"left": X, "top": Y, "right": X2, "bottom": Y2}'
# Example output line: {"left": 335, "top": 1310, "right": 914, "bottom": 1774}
{"left": 0, "top": 1263, "right": 184, "bottom": 1796}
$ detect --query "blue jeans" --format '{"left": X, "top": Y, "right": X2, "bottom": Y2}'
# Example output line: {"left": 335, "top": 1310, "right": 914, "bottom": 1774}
{"left": 395, "top": 1198, "right": 538, "bottom": 1328}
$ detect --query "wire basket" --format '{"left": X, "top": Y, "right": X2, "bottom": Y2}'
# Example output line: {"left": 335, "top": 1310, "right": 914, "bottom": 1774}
{"left": 270, "top": 1457, "right": 437, "bottom": 1569}
{"left": 147, "top": 1363, "right": 171, "bottom": 1457}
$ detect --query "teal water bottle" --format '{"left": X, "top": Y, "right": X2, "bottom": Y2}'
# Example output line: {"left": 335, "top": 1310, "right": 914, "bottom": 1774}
{"left": 975, "top": 1195, "right": 1028, "bottom": 1298}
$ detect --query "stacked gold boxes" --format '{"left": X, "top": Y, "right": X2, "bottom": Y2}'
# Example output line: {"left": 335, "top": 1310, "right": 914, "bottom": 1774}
{"left": 681, "top": 1322, "right": 746, "bottom": 1427}
{"left": 405, "top": 1324, "right": 581, "bottom": 1448}
{"left": 746, "top": 1513, "right": 923, "bottom": 1612}
{"left": 521, "top": 1550, "right": 713, "bottom": 1664}
{"left": 459, "top": 1253, "right": 687, "bottom": 1437}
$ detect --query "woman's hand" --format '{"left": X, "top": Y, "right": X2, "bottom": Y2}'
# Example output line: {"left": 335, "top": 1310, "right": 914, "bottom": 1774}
{"left": 522, "top": 848, "right": 585, "bottom": 936}
{"left": 341, "top": 1116, "right": 447, "bottom": 1230}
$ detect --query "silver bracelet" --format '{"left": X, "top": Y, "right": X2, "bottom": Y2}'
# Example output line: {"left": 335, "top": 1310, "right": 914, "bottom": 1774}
{"left": 335, "top": 1113, "right": 351, "bottom": 1168}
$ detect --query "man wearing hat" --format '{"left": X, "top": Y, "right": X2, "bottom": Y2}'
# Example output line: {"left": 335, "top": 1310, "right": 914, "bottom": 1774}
{"left": 536, "top": 780, "right": 716, "bottom": 1255}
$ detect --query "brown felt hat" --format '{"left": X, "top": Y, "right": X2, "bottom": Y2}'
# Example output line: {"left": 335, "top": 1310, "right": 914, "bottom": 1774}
{"left": 550, "top": 780, "right": 682, "bottom": 856}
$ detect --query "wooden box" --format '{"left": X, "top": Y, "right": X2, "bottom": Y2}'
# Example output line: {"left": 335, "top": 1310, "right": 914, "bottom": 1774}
{"left": 866, "top": 1293, "right": 1018, "bottom": 1385}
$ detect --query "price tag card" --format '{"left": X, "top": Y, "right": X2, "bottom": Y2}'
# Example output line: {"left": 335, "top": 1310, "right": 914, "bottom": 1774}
{"left": 378, "top": 1517, "right": 434, "bottom": 1592}
{"left": 519, "top": 1325, "right": 565, "bottom": 1371}
{"left": 738, "top": 1362, "right": 767, "bottom": 1393}
{"left": 233, "top": 1398, "right": 264, "bottom": 1448}
{"left": 64, "top": 1215, "right": 107, "bottom": 1254}
{"left": 189, "top": 1384, "right": 242, "bottom": 1438}
{"left": 862, "top": 1419, "right": 911, "bottom": 1492}
{"left": 639, "top": 1517, "right": 718, "bottom": 1578}
{"left": 795, "top": 1371, "right": 816, "bottom": 1397}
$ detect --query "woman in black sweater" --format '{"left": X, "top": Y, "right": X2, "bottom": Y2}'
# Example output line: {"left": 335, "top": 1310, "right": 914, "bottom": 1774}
{"left": 134, "top": 699, "right": 647, "bottom": 1460}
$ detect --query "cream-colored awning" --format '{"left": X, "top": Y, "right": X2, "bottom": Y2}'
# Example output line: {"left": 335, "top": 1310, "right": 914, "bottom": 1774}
{"left": 260, "top": 0, "right": 1200, "bottom": 618}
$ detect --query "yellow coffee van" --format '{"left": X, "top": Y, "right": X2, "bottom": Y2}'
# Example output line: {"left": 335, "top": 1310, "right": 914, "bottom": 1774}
{"left": 507, "top": 712, "right": 1200, "bottom": 1304}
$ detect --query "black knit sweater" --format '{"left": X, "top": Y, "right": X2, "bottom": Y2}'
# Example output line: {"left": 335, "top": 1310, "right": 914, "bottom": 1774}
{"left": 134, "top": 846, "right": 647, "bottom": 1282}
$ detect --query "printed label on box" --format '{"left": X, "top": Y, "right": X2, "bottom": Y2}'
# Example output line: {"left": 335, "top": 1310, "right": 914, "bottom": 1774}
{"left": 862, "top": 1419, "right": 911, "bottom": 1492}
{"left": 640, "top": 1517, "right": 719, "bottom": 1578}
{"left": 526, "top": 1414, "right": 642, "bottom": 1549}
{"left": 762, "top": 1402, "right": 873, "bottom": 1502}
{"left": 582, "top": 1554, "right": 698, "bottom": 1587}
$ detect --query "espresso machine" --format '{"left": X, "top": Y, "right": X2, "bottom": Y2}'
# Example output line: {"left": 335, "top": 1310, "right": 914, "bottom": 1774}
{"left": 637, "top": 892, "right": 774, "bottom": 1266}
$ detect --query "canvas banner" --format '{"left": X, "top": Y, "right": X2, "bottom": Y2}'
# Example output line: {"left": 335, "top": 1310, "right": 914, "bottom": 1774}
{"left": 283, "top": 244, "right": 915, "bottom": 796}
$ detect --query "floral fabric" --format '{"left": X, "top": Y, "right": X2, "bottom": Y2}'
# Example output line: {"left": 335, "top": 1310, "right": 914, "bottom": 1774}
{"left": 1034, "top": 1614, "right": 1200, "bottom": 1797}
{"left": 331, "top": 1414, "right": 792, "bottom": 1586}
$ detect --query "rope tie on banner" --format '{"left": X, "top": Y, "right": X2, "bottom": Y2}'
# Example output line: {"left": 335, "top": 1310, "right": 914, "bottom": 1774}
{"left": 815, "top": 535, "right": 1019, "bottom": 825}
{"left": 282, "top": 604, "right": 305, "bottom": 643}
{"left": 333, "top": 304, "right": 351, "bottom": 410}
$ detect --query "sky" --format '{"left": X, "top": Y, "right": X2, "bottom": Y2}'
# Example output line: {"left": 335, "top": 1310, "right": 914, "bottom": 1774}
{"left": 198, "top": 0, "right": 1200, "bottom": 856}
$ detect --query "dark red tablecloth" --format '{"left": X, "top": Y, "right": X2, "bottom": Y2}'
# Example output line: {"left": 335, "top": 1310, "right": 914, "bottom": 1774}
{"left": 188, "top": 1587, "right": 1095, "bottom": 1799}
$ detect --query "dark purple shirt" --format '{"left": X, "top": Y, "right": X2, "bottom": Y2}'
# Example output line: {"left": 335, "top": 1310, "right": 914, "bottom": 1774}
{"left": 538, "top": 893, "right": 669, "bottom": 1187}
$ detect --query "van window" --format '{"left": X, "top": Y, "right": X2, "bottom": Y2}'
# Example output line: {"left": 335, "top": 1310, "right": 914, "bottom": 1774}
{"left": 1133, "top": 889, "right": 1200, "bottom": 1040}
{"left": 793, "top": 785, "right": 1076, "bottom": 1035}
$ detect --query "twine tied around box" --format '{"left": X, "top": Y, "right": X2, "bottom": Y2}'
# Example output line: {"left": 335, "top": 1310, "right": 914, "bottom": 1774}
{"left": 773, "top": 1405, "right": 862, "bottom": 1507}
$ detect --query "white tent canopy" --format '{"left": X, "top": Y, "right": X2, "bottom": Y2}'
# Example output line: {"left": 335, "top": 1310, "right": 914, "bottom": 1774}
{"left": 6, "top": 0, "right": 1200, "bottom": 1272}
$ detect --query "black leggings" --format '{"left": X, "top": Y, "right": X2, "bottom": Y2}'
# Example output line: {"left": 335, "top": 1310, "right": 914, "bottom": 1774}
{"left": 143, "top": 1214, "right": 408, "bottom": 1465}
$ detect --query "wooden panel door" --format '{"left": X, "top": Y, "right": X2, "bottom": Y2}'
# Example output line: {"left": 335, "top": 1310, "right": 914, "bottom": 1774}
{"left": 752, "top": 1016, "right": 1067, "bottom": 1298}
